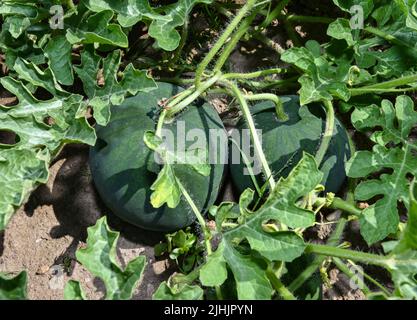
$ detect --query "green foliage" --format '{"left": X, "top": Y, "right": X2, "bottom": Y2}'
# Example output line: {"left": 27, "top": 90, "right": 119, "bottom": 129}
{"left": 0, "top": 271, "right": 27, "bottom": 300}
{"left": 199, "top": 153, "right": 321, "bottom": 299}
{"left": 347, "top": 96, "right": 417, "bottom": 244}
{"left": 64, "top": 217, "right": 147, "bottom": 300}
{"left": 155, "top": 227, "right": 205, "bottom": 274}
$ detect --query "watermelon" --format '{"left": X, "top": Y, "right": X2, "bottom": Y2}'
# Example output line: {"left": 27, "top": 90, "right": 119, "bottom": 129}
{"left": 229, "top": 95, "right": 351, "bottom": 194}
{"left": 89, "top": 83, "right": 227, "bottom": 232}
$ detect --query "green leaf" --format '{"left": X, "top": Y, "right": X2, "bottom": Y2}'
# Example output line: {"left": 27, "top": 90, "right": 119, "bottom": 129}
{"left": 44, "top": 36, "right": 74, "bottom": 86}
{"left": 13, "top": 58, "right": 66, "bottom": 97}
{"left": 144, "top": 130, "right": 211, "bottom": 176}
{"left": 0, "top": 271, "right": 28, "bottom": 300}
{"left": 405, "top": 2, "right": 417, "bottom": 30}
{"left": 66, "top": 10, "right": 128, "bottom": 48}
{"left": 200, "top": 153, "right": 321, "bottom": 299}
{"left": 327, "top": 19, "right": 356, "bottom": 46}
{"left": 3, "top": 16, "right": 31, "bottom": 38}
{"left": 74, "top": 216, "right": 147, "bottom": 300}
{"left": 0, "top": 77, "right": 96, "bottom": 150}
{"left": 144, "top": 130, "right": 211, "bottom": 209}
{"left": 64, "top": 281, "right": 87, "bottom": 300}
{"left": 395, "top": 182, "right": 417, "bottom": 252}
{"left": 84, "top": 0, "right": 213, "bottom": 51}
{"left": 150, "top": 164, "right": 182, "bottom": 209}
{"left": 75, "top": 48, "right": 157, "bottom": 125}
{"left": 347, "top": 96, "right": 417, "bottom": 244}
{"left": 0, "top": 149, "right": 49, "bottom": 230}
{"left": 83, "top": 0, "right": 159, "bottom": 28}
{"left": 255, "top": 152, "right": 322, "bottom": 230}
{"left": 153, "top": 281, "right": 204, "bottom": 300}
{"left": 332, "top": 0, "right": 374, "bottom": 18}
{"left": 0, "top": 63, "right": 95, "bottom": 230}
{"left": 281, "top": 44, "right": 351, "bottom": 105}
{"left": 388, "top": 250, "right": 417, "bottom": 299}
{"left": 148, "top": 0, "right": 213, "bottom": 51}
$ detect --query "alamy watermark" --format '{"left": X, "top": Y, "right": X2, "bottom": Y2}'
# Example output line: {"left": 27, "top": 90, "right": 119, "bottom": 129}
{"left": 350, "top": 5, "right": 364, "bottom": 30}
{"left": 154, "top": 121, "right": 263, "bottom": 176}
{"left": 49, "top": 5, "right": 64, "bottom": 30}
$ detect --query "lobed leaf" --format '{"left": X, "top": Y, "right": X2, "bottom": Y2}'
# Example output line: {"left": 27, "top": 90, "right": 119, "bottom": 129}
{"left": 200, "top": 153, "right": 322, "bottom": 299}
{"left": 347, "top": 95, "right": 417, "bottom": 244}
{"left": 73, "top": 216, "right": 147, "bottom": 300}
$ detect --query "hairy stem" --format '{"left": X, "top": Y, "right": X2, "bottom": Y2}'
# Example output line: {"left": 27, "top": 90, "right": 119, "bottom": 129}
{"left": 223, "top": 68, "right": 286, "bottom": 80}
{"left": 176, "top": 179, "right": 223, "bottom": 300}
{"left": 166, "top": 75, "right": 220, "bottom": 119}
{"left": 365, "top": 26, "right": 413, "bottom": 48}
{"left": 260, "top": 0, "right": 292, "bottom": 29}
{"left": 266, "top": 268, "right": 297, "bottom": 300}
{"left": 284, "top": 14, "right": 334, "bottom": 24}
{"left": 289, "top": 218, "right": 347, "bottom": 292}
{"left": 170, "top": 18, "right": 189, "bottom": 68}
{"left": 214, "top": 11, "right": 259, "bottom": 73}
{"left": 155, "top": 110, "right": 167, "bottom": 137}
{"left": 315, "top": 196, "right": 362, "bottom": 216}
{"left": 332, "top": 257, "right": 371, "bottom": 295}
{"left": 243, "top": 93, "right": 288, "bottom": 121}
{"left": 195, "top": 0, "right": 256, "bottom": 88}
{"left": 315, "top": 99, "right": 335, "bottom": 166}
{"left": 225, "top": 81, "right": 276, "bottom": 190}
{"left": 177, "top": 179, "right": 212, "bottom": 255}
{"left": 305, "top": 244, "right": 388, "bottom": 268}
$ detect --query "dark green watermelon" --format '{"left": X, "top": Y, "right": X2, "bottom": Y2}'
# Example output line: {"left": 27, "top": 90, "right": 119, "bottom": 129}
{"left": 89, "top": 83, "right": 227, "bottom": 232}
{"left": 230, "top": 95, "right": 351, "bottom": 194}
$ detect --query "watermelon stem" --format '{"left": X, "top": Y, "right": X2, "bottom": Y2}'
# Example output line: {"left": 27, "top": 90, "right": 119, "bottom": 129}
{"left": 176, "top": 179, "right": 212, "bottom": 255}
{"left": 243, "top": 93, "right": 288, "bottom": 121}
{"left": 314, "top": 99, "right": 335, "bottom": 166}
{"left": 350, "top": 74, "right": 417, "bottom": 96}
{"left": 266, "top": 267, "right": 297, "bottom": 300}
{"left": 213, "top": 10, "right": 259, "bottom": 73}
{"left": 165, "top": 75, "right": 221, "bottom": 119}
{"left": 224, "top": 80, "right": 276, "bottom": 191}
{"left": 305, "top": 243, "right": 388, "bottom": 268}
{"left": 289, "top": 218, "right": 347, "bottom": 292}
{"left": 223, "top": 68, "right": 286, "bottom": 80}
{"left": 314, "top": 195, "right": 362, "bottom": 216}
{"left": 195, "top": 0, "right": 257, "bottom": 89}
{"left": 176, "top": 179, "right": 224, "bottom": 300}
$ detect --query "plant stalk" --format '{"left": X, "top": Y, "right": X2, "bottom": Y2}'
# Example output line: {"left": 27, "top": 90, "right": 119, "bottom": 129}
{"left": 305, "top": 244, "right": 388, "bottom": 268}
{"left": 195, "top": 0, "right": 256, "bottom": 88}
{"left": 225, "top": 81, "right": 276, "bottom": 190}
{"left": 315, "top": 99, "right": 335, "bottom": 166}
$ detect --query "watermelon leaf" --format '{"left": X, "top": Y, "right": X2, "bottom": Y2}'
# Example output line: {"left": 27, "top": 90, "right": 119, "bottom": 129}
{"left": 200, "top": 153, "right": 321, "bottom": 299}
{"left": 153, "top": 281, "right": 204, "bottom": 300}
{"left": 346, "top": 95, "right": 417, "bottom": 244}
{"left": 0, "top": 271, "right": 28, "bottom": 300}
{"left": 67, "top": 217, "right": 147, "bottom": 300}
{"left": 64, "top": 280, "right": 87, "bottom": 300}
{"left": 84, "top": 0, "right": 213, "bottom": 51}
{"left": 75, "top": 48, "right": 157, "bottom": 126}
